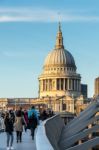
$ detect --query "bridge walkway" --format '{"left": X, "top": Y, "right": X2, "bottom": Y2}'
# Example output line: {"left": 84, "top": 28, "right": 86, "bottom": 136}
{"left": 0, "top": 130, "right": 36, "bottom": 150}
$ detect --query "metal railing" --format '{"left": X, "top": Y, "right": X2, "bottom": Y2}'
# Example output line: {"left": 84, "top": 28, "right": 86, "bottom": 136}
{"left": 36, "top": 98, "right": 99, "bottom": 150}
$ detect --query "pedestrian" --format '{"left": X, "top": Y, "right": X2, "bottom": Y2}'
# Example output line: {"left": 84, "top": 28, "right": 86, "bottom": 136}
{"left": 28, "top": 106, "right": 39, "bottom": 140}
{"left": 41, "top": 109, "right": 48, "bottom": 120}
{"left": 14, "top": 110, "right": 26, "bottom": 143}
{"left": 4, "top": 112, "right": 14, "bottom": 150}
{"left": 9, "top": 110, "right": 15, "bottom": 124}
{"left": 24, "top": 109, "right": 28, "bottom": 132}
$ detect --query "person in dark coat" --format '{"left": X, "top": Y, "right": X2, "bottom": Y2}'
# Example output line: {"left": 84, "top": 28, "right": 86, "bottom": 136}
{"left": 28, "top": 106, "right": 38, "bottom": 140}
{"left": 41, "top": 109, "right": 48, "bottom": 120}
{"left": 4, "top": 112, "right": 14, "bottom": 150}
{"left": 24, "top": 109, "right": 28, "bottom": 132}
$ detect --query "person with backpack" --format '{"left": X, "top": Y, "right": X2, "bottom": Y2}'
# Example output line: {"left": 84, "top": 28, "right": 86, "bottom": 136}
{"left": 28, "top": 106, "right": 39, "bottom": 140}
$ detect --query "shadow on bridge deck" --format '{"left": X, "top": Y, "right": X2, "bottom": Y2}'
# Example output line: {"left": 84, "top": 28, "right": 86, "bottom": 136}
{"left": 0, "top": 130, "right": 36, "bottom": 150}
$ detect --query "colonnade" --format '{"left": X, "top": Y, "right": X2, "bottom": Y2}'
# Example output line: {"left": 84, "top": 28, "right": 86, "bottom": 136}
{"left": 40, "top": 78, "right": 81, "bottom": 92}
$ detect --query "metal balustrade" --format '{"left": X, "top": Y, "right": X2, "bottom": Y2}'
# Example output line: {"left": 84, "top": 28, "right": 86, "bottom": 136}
{"left": 36, "top": 99, "right": 99, "bottom": 150}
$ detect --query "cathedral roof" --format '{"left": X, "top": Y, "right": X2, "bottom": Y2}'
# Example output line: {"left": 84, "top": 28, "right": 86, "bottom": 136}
{"left": 43, "top": 23, "right": 76, "bottom": 69}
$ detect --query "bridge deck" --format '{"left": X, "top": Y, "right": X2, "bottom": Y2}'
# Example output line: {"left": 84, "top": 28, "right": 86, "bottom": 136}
{"left": 0, "top": 130, "right": 36, "bottom": 150}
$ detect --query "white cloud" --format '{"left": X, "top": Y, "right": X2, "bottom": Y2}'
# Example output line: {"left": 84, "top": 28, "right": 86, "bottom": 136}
{"left": 0, "top": 7, "right": 99, "bottom": 23}
{"left": 1, "top": 50, "right": 32, "bottom": 58}
{"left": 0, "top": 15, "right": 33, "bottom": 22}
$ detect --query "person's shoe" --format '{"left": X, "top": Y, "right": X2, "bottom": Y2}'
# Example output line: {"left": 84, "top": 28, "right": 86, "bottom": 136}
{"left": 10, "top": 146, "right": 14, "bottom": 150}
{"left": 6, "top": 147, "right": 10, "bottom": 150}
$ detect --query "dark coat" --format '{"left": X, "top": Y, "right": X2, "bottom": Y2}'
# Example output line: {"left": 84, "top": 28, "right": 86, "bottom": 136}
{"left": 4, "top": 117, "right": 14, "bottom": 134}
{"left": 28, "top": 113, "right": 37, "bottom": 129}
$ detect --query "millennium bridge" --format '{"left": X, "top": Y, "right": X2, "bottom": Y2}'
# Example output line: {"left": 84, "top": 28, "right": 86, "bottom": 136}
{"left": 0, "top": 99, "right": 99, "bottom": 150}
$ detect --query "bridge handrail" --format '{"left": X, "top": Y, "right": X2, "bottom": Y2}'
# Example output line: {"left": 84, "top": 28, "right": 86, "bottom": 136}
{"left": 36, "top": 115, "right": 64, "bottom": 150}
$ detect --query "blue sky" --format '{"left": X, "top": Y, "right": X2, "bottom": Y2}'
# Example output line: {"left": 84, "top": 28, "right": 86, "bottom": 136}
{"left": 0, "top": 0, "right": 99, "bottom": 98}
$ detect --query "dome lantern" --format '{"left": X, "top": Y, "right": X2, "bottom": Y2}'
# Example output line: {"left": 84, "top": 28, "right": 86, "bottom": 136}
{"left": 55, "top": 22, "right": 64, "bottom": 49}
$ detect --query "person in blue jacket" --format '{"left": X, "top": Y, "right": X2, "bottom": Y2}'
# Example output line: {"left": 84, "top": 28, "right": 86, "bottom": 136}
{"left": 28, "top": 106, "right": 39, "bottom": 139}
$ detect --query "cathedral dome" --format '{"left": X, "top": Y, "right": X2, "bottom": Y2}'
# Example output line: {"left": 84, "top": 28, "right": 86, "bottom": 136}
{"left": 39, "top": 23, "right": 81, "bottom": 99}
{"left": 43, "top": 23, "right": 76, "bottom": 69}
{"left": 44, "top": 48, "right": 76, "bottom": 68}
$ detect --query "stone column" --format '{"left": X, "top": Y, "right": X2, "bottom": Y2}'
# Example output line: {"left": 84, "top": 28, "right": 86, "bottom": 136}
{"left": 71, "top": 79, "right": 73, "bottom": 90}
{"left": 59, "top": 79, "right": 61, "bottom": 90}
{"left": 64, "top": 78, "right": 65, "bottom": 90}
{"left": 79, "top": 80, "right": 81, "bottom": 92}
{"left": 78, "top": 80, "right": 80, "bottom": 91}
{"left": 41, "top": 80, "right": 43, "bottom": 91}
{"left": 69, "top": 79, "right": 71, "bottom": 90}
{"left": 47, "top": 79, "right": 50, "bottom": 91}
{"left": 45, "top": 79, "right": 46, "bottom": 91}
{"left": 75, "top": 79, "right": 77, "bottom": 91}
{"left": 65, "top": 79, "right": 67, "bottom": 90}
{"left": 55, "top": 79, "right": 57, "bottom": 90}
{"left": 77, "top": 80, "right": 79, "bottom": 91}
{"left": 43, "top": 80, "right": 44, "bottom": 91}
{"left": 46, "top": 79, "right": 48, "bottom": 91}
{"left": 76, "top": 80, "right": 78, "bottom": 91}
{"left": 72, "top": 79, "right": 74, "bottom": 90}
{"left": 74, "top": 79, "right": 76, "bottom": 91}
{"left": 67, "top": 79, "right": 69, "bottom": 90}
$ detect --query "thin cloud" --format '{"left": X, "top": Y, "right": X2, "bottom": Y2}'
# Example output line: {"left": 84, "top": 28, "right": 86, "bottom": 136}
{"left": 1, "top": 50, "right": 34, "bottom": 58}
{"left": 0, "top": 7, "right": 99, "bottom": 22}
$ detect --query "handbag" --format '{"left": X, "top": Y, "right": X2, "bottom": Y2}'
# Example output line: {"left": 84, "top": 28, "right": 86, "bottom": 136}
{"left": 21, "top": 117, "right": 25, "bottom": 125}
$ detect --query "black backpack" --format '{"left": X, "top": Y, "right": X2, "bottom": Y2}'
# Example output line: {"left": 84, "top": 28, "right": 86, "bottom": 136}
{"left": 31, "top": 112, "right": 36, "bottom": 120}
{"left": 31, "top": 112, "right": 37, "bottom": 128}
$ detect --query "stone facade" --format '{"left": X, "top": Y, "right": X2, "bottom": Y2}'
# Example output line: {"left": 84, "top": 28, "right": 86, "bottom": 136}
{"left": 95, "top": 77, "right": 99, "bottom": 96}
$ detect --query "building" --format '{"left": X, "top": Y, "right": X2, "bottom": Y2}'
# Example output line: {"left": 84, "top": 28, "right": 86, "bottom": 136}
{"left": 0, "top": 23, "right": 89, "bottom": 114}
{"left": 0, "top": 98, "right": 8, "bottom": 110}
{"left": 94, "top": 77, "right": 99, "bottom": 96}
{"left": 81, "top": 84, "right": 88, "bottom": 98}
{"left": 39, "top": 23, "right": 81, "bottom": 98}
{"left": 37, "top": 23, "right": 88, "bottom": 114}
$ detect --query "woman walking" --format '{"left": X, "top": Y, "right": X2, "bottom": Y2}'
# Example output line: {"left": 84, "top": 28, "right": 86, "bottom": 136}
{"left": 4, "top": 112, "right": 14, "bottom": 150}
{"left": 15, "top": 110, "right": 26, "bottom": 143}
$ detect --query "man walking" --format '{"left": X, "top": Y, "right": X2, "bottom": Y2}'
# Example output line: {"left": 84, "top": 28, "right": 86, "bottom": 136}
{"left": 28, "top": 106, "right": 39, "bottom": 140}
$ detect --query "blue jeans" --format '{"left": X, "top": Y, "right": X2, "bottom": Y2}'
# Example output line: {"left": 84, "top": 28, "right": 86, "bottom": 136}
{"left": 6, "top": 132, "right": 13, "bottom": 147}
